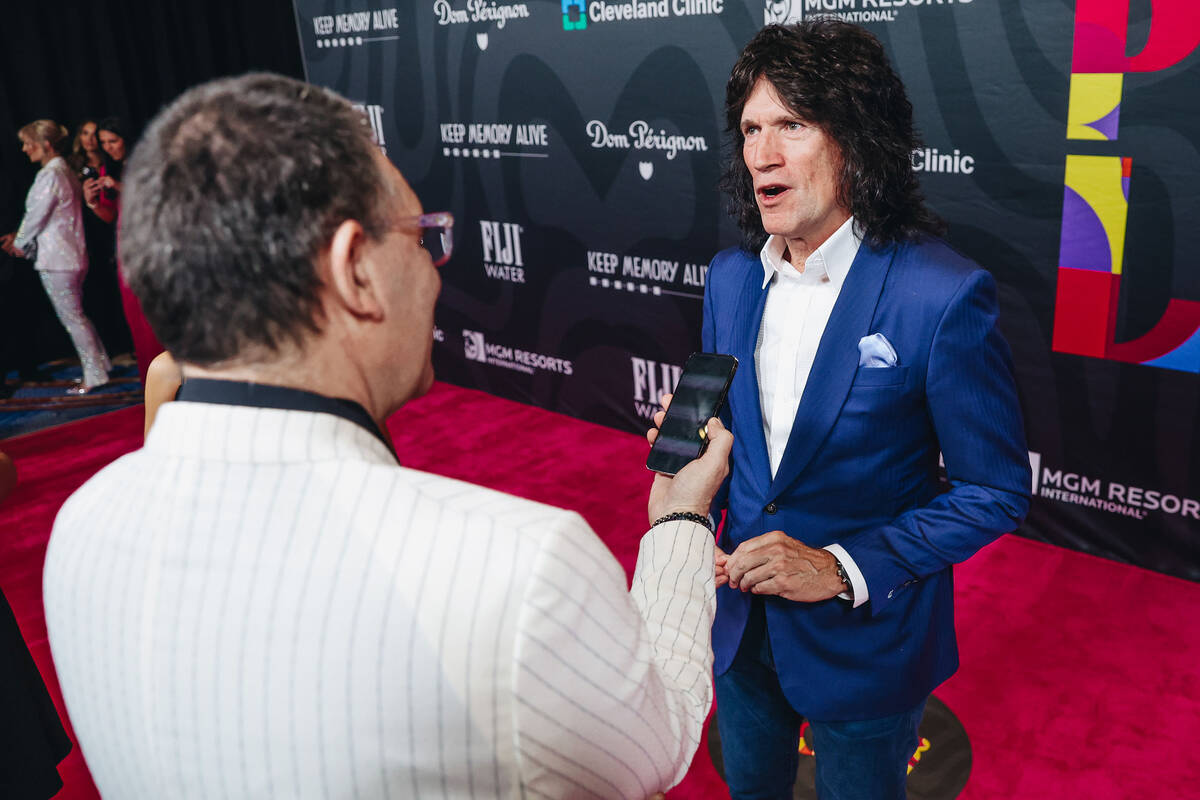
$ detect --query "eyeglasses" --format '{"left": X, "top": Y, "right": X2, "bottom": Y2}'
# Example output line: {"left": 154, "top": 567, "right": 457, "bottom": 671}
{"left": 402, "top": 211, "right": 454, "bottom": 267}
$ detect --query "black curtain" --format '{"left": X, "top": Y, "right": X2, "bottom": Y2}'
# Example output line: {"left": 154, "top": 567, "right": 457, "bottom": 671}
{"left": 0, "top": 0, "right": 304, "bottom": 375}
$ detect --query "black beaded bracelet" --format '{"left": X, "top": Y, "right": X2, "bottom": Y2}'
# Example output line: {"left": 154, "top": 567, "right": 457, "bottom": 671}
{"left": 650, "top": 511, "right": 714, "bottom": 533}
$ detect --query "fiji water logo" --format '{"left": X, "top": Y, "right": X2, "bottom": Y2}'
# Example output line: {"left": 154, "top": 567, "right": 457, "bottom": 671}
{"left": 351, "top": 103, "right": 386, "bottom": 154}
{"left": 632, "top": 357, "right": 682, "bottom": 419}
{"left": 480, "top": 220, "right": 526, "bottom": 284}
{"left": 1052, "top": 0, "right": 1200, "bottom": 373}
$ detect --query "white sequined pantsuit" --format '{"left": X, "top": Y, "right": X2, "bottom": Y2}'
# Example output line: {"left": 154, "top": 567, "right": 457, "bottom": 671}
{"left": 15, "top": 155, "right": 111, "bottom": 389}
{"left": 38, "top": 270, "right": 111, "bottom": 388}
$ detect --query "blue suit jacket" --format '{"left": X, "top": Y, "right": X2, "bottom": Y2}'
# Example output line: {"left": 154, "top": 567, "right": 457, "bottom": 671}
{"left": 703, "top": 237, "right": 1031, "bottom": 721}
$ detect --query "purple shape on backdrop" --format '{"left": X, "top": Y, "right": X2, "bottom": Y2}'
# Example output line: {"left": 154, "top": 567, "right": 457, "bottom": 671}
{"left": 1084, "top": 103, "right": 1121, "bottom": 141}
{"left": 1122, "top": 175, "right": 1130, "bottom": 202}
{"left": 1059, "top": 186, "right": 1112, "bottom": 271}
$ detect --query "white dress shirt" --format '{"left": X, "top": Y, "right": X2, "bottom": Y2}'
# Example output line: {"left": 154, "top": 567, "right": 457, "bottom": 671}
{"left": 44, "top": 399, "right": 716, "bottom": 798}
{"left": 755, "top": 216, "right": 869, "bottom": 606}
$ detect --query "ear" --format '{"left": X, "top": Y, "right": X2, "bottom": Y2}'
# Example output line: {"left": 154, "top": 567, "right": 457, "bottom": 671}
{"left": 326, "top": 219, "right": 384, "bottom": 321}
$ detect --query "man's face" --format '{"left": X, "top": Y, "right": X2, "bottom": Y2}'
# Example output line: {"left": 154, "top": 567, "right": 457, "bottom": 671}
{"left": 368, "top": 154, "right": 442, "bottom": 404}
{"left": 740, "top": 77, "right": 849, "bottom": 253}
{"left": 99, "top": 130, "right": 125, "bottom": 161}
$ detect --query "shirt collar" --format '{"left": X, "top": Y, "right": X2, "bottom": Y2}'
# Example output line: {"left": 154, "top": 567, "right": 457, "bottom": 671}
{"left": 175, "top": 378, "right": 398, "bottom": 463}
{"left": 759, "top": 216, "right": 863, "bottom": 290}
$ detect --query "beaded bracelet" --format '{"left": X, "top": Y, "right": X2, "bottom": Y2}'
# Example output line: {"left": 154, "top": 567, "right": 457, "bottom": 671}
{"left": 650, "top": 511, "right": 714, "bottom": 533}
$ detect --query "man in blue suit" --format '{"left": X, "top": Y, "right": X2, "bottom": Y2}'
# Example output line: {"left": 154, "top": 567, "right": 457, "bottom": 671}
{"left": 704, "top": 21, "right": 1031, "bottom": 800}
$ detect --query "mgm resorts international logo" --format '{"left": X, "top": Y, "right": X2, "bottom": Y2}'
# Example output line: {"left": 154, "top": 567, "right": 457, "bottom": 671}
{"left": 351, "top": 103, "right": 386, "bottom": 155}
{"left": 312, "top": 7, "right": 400, "bottom": 49}
{"left": 434, "top": 0, "right": 532, "bottom": 50}
{"left": 586, "top": 120, "right": 709, "bottom": 181}
{"left": 562, "top": 0, "right": 724, "bottom": 30}
{"left": 765, "top": 0, "right": 975, "bottom": 26}
{"left": 480, "top": 220, "right": 526, "bottom": 283}
{"left": 440, "top": 122, "right": 550, "bottom": 161}
{"left": 631, "top": 356, "right": 682, "bottom": 419}
{"left": 1029, "top": 452, "right": 1200, "bottom": 522}
{"left": 463, "top": 330, "right": 574, "bottom": 376}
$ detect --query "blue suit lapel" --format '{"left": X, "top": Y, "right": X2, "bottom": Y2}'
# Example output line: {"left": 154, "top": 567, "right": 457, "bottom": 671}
{"left": 728, "top": 264, "right": 772, "bottom": 493}
{"left": 767, "top": 241, "right": 898, "bottom": 497}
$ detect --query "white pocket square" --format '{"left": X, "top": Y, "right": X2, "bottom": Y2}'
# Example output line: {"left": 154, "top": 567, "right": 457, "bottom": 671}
{"left": 858, "top": 333, "right": 898, "bottom": 367}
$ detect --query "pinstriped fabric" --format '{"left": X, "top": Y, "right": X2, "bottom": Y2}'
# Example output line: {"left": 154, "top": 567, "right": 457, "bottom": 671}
{"left": 44, "top": 401, "right": 716, "bottom": 798}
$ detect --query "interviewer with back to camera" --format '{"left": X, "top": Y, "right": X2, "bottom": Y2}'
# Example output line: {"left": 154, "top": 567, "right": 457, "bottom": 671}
{"left": 43, "top": 73, "right": 730, "bottom": 799}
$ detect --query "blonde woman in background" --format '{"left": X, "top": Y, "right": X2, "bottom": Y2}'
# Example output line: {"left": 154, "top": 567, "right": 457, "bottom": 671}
{"left": 1, "top": 120, "right": 110, "bottom": 393}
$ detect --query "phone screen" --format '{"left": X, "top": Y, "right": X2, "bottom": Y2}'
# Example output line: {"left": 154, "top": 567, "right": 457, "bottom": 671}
{"left": 645, "top": 352, "right": 738, "bottom": 476}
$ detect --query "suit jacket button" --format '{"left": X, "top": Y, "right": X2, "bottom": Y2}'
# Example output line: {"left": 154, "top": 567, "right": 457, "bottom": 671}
{"left": 765, "top": 502, "right": 778, "bottom": 514}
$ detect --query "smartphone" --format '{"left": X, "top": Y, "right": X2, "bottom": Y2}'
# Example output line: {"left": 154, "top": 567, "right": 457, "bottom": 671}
{"left": 645, "top": 352, "right": 738, "bottom": 476}
{"left": 81, "top": 166, "right": 99, "bottom": 181}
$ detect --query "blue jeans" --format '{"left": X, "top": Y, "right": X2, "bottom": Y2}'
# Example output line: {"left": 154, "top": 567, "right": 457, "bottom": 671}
{"left": 714, "top": 599, "right": 926, "bottom": 800}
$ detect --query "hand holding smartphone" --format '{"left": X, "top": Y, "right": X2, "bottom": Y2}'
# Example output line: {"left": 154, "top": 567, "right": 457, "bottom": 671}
{"left": 645, "top": 352, "right": 738, "bottom": 476}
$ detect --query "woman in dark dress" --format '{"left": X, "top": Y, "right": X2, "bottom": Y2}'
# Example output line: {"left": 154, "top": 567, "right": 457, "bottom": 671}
{"left": 73, "top": 118, "right": 132, "bottom": 355}
{"left": 83, "top": 117, "right": 164, "bottom": 384}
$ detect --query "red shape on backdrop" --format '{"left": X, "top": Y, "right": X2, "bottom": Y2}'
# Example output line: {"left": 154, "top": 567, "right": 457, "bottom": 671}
{"left": 1107, "top": 298, "right": 1200, "bottom": 363}
{"left": 1052, "top": 268, "right": 1120, "bottom": 358}
{"left": 1072, "top": 0, "right": 1200, "bottom": 74}
{"left": 1052, "top": 268, "right": 1200, "bottom": 364}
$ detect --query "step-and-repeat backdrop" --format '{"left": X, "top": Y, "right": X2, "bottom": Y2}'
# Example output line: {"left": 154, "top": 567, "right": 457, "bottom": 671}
{"left": 291, "top": 0, "right": 1199, "bottom": 580}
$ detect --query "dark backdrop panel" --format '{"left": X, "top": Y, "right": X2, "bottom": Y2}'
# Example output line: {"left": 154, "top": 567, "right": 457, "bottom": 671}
{"left": 0, "top": 0, "right": 304, "bottom": 373}
{"left": 293, "top": 0, "right": 1198, "bottom": 581}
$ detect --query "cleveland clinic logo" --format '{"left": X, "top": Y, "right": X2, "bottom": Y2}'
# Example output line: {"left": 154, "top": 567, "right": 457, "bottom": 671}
{"left": 562, "top": 0, "right": 586, "bottom": 29}
{"left": 563, "top": 0, "right": 724, "bottom": 30}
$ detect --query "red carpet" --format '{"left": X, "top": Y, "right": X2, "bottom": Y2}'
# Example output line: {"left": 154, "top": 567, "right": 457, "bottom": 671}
{"left": 1, "top": 381, "right": 1198, "bottom": 798}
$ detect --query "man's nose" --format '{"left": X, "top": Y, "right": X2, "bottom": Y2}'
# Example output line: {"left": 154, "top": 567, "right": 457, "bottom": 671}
{"left": 748, "top": 131, "right": 782, "bottom": 171}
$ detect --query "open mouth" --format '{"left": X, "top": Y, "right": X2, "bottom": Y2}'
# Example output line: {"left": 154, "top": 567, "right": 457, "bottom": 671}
{"left": 758, "top": 184, "right": 788, "bottom": 198}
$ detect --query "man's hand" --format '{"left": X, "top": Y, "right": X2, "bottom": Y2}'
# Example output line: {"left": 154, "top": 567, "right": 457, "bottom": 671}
{"left": 724, "top": 531, "right": 844, "bottom": 602}
{"left": 646, "top": 393, "right": 733, "bottom": 525}
{"left": 715, "top": 543, "right": 730, "bottom": 588}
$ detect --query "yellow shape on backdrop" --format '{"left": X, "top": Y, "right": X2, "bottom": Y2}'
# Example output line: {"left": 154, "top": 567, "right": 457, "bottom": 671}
{"left": 1064, "top": 154, "right": 1128, "bottom": 275}
{"left": 1066, "top": 73, "right": 1124, "bottom": 141}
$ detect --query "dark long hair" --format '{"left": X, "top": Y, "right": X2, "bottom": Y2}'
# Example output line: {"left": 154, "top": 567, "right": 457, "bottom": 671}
{"left": 97, "top": 116, "right": 127, "bottom": 180}
{"left": 721, "top": 20, "right": 944, "bottom": 251}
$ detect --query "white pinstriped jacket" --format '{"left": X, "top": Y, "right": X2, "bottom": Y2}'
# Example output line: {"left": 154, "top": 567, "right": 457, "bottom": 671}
{"left": 44, "top": 400, "right": 716, "bottom": 798}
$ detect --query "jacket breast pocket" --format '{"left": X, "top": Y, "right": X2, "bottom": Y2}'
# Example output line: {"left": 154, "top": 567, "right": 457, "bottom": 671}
{"left": 851, "top": 365, "right": 909, "bottom": 388}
